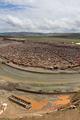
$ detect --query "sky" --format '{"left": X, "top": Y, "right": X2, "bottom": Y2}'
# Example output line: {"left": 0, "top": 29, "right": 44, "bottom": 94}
{"left": 0, "top": 0, "right": 80, "bottom": 33}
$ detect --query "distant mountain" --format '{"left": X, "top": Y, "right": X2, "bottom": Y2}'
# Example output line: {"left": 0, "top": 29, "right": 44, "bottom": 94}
{"left": 0, "top": 32, "right": 80, "bottom": 38}
{"left": 49, "top": 33, "right": 80, "bottom": 39}
{"left": 0, "top": 32, "right": 46, "bottom": 37}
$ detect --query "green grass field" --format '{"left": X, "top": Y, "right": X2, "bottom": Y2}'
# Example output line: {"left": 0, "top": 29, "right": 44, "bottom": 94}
{"left": 8, "top": 35, "right": 80, "bottom": 44}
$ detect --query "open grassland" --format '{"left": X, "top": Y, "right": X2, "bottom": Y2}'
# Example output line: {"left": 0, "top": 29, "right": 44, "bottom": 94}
{"left": 7, "top": 36, "right": 80, "bottom": 44}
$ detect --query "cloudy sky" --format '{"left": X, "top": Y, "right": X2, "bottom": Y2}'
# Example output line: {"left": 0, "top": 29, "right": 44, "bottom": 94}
{"left": 0, "top": 0, "right": 80, "bottom": 33}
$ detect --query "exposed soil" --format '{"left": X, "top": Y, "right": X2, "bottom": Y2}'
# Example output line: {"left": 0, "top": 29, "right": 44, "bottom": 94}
{"left": 0, "top": 38, "right": 80, "bottom": 71}
{"left": 0, "top": 37, "right": 80, "bottom": 120}
{"left": 0, "top": 36, "right": 79, "bottom": 70}
{"left": 0, "top": 80, "right": 72, "bottom": 119}
{"left": 15, "top": 109, "right": 80, "bottom": 120}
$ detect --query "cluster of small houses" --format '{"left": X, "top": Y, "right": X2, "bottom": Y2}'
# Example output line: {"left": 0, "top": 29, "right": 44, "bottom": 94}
{"left": 0, "top": 41, "right": 80, "bottom": 70}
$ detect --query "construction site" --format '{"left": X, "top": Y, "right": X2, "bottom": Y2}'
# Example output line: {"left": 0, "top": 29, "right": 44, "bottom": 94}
{"left": 0, "top": 36, "right": 80, "bottom": 120}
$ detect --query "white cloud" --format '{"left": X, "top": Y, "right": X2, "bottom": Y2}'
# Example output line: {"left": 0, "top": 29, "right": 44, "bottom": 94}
{"left": 0, "top": 0, "right": 80, "bottom": 33}
{"left": 0, "top": 15, "right": 37, "bottom": 31}
{"left": 1, "top": 0, "right": 35, "bottom": 5}
{"left": 6, "top": 15, "right": 24, "bottom": 27}
{"left": 0, "top": 0, "right": 36, "bottom": 10}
